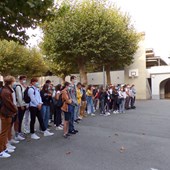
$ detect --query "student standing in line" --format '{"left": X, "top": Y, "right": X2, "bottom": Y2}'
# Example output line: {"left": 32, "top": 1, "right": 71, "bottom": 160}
{"left": 28, "top": 78, "right": 54, "bottom": 140}
{"left": 0, "top": 76, "right": 18, "bottom": 158}
{"left": 61, "top": 82, "right": 72, "bottom": 138}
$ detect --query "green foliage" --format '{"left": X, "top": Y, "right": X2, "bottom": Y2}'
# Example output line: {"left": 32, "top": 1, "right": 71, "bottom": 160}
{"left": 41, "top": 0, "right": 140, "bottom": 81}
{"left": 0, "top": 0, "right": 53, "bottom": 44}
{"left": 0, "top": 40, "right": 48, "bottom": 77}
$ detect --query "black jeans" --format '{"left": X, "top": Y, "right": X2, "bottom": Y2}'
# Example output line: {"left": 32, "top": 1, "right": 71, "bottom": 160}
{"left": 55, "top": 106, "right": 62, "bottom": 126}
{"left": 29, "top": 106, "right": 46, "bottom": 134}
{"left": 18, "top": 106, "right": 26, "bottom": 133}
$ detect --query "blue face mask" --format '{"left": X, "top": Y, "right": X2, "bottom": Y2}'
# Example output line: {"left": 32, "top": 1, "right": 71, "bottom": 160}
{"left": 13, "top": 83, "right": 17, "bottom": 89}
{"left": 35, "top": 82, "right": 39, "bottom": 88}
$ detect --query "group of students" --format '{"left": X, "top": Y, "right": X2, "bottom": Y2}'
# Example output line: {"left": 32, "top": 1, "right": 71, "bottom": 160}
{"left": 92, "top": 84, "right": 136, "bottom": 116}
{"left": 0, "top": 75, "right": 136, "bottom": 158}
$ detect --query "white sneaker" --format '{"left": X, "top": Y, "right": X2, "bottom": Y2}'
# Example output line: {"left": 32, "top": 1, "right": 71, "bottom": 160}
{"left": 31, "top": 133, "right": 40, "bottom": 140}
{"left": 44, "top": 130, "right": 54, "bottom": 137}
{"left": 78, "top": 116, "right": 83, "bottom": 120}
{"left": 91, "top": 113, "right": 96, "bottom": 116}
{"left": 5, "top": 148, "right": 15, "bottom": 153}
{"left": 9, "top": 139, "right": 19, "bottom": 144}
{"left": 15, "top": 134, "right": 25, "bottom": 141}
{"left": 104, "top": 112, "right": 110, "bottom": 116}
{"left": 6, "top": 143, "right": 16, "bottom": 150}
{"left": 24, "top": 129, "right": 30, "bottom": 134}
{"left": 56, "top": 126, "right": 63, "bottom": 130}
{"left": 106, "top": 112, "right": 111, "bottom": 116}
{"left": 0, "top": 151, "right": 11, "bottom": 158}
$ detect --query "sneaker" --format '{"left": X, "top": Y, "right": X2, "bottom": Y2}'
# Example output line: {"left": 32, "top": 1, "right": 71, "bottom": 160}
{"left": 44, "top": 130, "right": 54, "bottom": 137}
{"left": 63, "top": 134, "right": 68, "bottom": 138}
{"left": 73, "top": 129, "right": 79, "bottom": 133}
{"left": 24, "top": 129, "right": 30, "bottom": 134}
{"left": 59, "top": 124, "right": 64, "bottom": 128}
{"left": 78, "top": 116, "right": 83, "bottom": 120}
{"left": 15, "top": 134, "right": 25, "bottom": 141}
{"left": 106, "top": 112, "right": 111, "bottom": 116}
{"left": 91, "top": 113, "right": 96, "bottom": 116}
{"left": 113, "top": 111, "right": 117, "bottom": 114}
{"left": 104, "top": 113, "right": 110, "bottom": 116}
{"left": 6, "top": 143, "right": 16, "bottom": 150}
{"left": 9, "top": 139, "right": 19, "bottom": 144}
{"left": 56, "top": 126, "right": 63, "bottom": 130}
{"left": 69, "top": 130, "right": 76, "bottom": 134}
{"left": 31, "top": 133, "right": 40, "bottom": 140}
{"left": 5, "top": 148, "right": 15, "bottom": 153}
{"left": 0, "top": 151, "right": 11, "bottom": 158}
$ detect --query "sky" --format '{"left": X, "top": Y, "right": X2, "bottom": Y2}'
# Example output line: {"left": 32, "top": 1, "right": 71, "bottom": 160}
{"left": 27, "top": 0, "right": 170, "bottom": 62}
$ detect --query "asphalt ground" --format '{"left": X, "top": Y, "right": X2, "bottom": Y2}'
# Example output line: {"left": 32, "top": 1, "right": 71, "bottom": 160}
{"left": 1, "top": 100, "right": 170, "bottom": 170}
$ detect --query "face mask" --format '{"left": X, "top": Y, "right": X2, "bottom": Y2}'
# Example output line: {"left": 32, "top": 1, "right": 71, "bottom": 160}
{"left": 52, "top": 87, "right": 55, "bottom": 90}
{"left": 12, "top": 83, "right": 17, "bottom": 89}
{"left": 35, "top": 82, "right": 39, "bottom": 88}
{"left": 22, "top": 80, "right": 26, "bottom": 84}
{"left": 48, "top": 87, "right": 51, "bottom": 90}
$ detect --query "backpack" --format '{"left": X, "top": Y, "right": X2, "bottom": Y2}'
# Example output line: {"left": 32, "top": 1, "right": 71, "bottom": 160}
{"left": 56, "top": 94, "right": 63, "bottom": 107}
{"left": 24, "top": 87, "right": 35, "bottom": 103}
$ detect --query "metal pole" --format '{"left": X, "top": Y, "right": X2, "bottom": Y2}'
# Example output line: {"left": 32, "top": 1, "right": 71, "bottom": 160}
{"left": 103, "top": 65, "right": 105, "bottom": 88}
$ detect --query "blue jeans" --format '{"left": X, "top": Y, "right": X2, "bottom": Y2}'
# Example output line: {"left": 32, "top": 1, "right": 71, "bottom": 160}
{"left": 119, "top": 99, "right": 125, "bottom": 113}
{"left": 41, "top": 105, "right": 50, "bottom": 129}
{"left": 69, "top": 105, "right": 75, "bottom": 132}
{"left": 86, "top": 96, "right": 94, "bottom": 114}
{"left": 74, "top": 104, "right": 80, "bottom": 120}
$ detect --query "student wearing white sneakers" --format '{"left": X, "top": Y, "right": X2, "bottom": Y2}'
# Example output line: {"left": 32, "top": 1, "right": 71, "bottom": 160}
{"left": 14, "top": 75, "right": 27, "bottom": 141}
{"left": 28, "top": 78, "right": 54, "bottom": 140}
{"left": 0, "top": 76, "right": 18, "bottom": 158}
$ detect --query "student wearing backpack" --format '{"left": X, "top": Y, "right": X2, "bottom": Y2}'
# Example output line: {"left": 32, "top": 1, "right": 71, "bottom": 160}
{"left": 28, "top": 78, "right": 54, "bottom": 140}
{"left": 14, "top": 75, "right": 27, "bottom": 141}
{"left": 68, "top": 76, "right": 78, "bottom": 134}
{"left": 40, "top": 84, "right": 52, "bottom": 130}
{"left": 0, "top": 76, "right": 18, "bottom": 158}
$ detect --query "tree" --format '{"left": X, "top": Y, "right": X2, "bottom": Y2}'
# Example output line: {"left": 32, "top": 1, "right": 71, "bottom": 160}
{"left": 45, "top": 60, "right": 79, "bottom": 82}
{"left": 0, "top": 0, "right": 53, "bottom": 44}
{"left": 0, "top": 40, "right": 48, "bottom": 77}
{"left": 41, "top": 0, "right": 140, "bottom": 85}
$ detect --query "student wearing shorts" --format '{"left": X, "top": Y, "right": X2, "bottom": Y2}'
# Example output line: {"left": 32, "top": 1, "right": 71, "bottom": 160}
{"left": 61, "top": 82, "right": 72, "bottom": 138}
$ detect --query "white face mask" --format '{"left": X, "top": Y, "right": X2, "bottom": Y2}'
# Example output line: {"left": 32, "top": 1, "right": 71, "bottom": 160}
{"left": 22, "top": 80, "right": 26, "bottom": 84}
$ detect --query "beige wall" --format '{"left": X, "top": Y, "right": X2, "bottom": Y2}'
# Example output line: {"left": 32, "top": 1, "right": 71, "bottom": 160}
{"left": 124, "top": 35, "right": 148, "bottom": 99}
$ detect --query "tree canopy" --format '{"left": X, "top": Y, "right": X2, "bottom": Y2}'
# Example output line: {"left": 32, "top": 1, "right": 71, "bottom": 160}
{"left": 0, "top": 0, "right": 53, "bottom": 44}
{"left": 0, "top": 40, "right": 48, "bottom": 77}
{"left": 41, "top": 0, "right": 140, "bottom": 84}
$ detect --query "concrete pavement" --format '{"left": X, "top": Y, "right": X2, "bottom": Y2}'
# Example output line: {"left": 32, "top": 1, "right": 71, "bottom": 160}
{"left": 1, "top": 100, "right": 170, "bottom": 170}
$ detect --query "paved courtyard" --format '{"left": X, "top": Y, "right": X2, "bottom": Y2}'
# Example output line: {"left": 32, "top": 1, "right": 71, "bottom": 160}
{"left": 1, "top": 100, "right": 170, "bottom": 170}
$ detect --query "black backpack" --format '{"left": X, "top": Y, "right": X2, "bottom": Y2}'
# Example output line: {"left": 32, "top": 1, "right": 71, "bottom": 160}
{"left": 56, "top": 94, "right": 63, "bottom": 107}
{"left": 24, "top": 87, "right": 35, "bottom": 103}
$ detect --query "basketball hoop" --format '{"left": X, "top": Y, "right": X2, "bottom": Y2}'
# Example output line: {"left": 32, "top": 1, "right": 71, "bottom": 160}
{"left": 131, "top": 71, "right": 136, "bottom": 79}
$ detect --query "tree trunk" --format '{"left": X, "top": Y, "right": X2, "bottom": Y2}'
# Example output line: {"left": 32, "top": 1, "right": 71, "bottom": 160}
{"left": 105, "top": 65, "right": 111, "bottom": 85}
{"left": 77, "top": 59, "right": 88, "bottom": 85}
